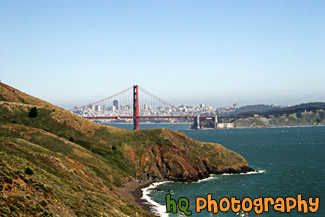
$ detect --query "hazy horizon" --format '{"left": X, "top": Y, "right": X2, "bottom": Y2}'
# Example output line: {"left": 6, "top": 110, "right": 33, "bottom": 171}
{"left": 1, "top": 1, "right": 324, "bottom": 109}
{"left": 2, "top": 81, "right": 324, "bottom": 110}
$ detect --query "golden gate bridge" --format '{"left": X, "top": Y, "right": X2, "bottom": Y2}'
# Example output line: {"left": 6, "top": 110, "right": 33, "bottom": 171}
{"left": 69, "top": 85, "right": 242, "bottom": 130}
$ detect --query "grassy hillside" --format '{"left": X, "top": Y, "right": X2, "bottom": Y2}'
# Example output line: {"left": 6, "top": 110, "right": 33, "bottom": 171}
{"left": 0, "top": 82, "right": 252, "bottom": 216}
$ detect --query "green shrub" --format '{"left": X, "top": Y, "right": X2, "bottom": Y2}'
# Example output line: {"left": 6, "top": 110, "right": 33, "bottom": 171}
{"left": 28, "top": 107, "right": 38, "bottom": 118}
{"left": 24, "top": 168, "right": 34, "bottom": 175}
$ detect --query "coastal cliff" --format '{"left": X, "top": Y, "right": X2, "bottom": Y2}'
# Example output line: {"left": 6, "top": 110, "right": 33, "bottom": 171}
{"left": 0, "top": 82, "right": 252, "bottom": 216}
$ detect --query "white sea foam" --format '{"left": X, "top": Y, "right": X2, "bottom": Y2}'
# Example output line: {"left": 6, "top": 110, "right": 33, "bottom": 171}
{"left": 222, "top": 169, "right": 266, "bottom": 176}
{"left": 141, "top": 170, "right": 265, "bottom": 216}
{"left": 141, "top": 181, "right": 172, "bottom": 217}
{"left": 194, "top": 175, "right": 219, "bottom": 183}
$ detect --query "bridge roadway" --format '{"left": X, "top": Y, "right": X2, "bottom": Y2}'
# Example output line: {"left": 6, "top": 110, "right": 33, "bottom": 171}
{"left": 85, "top": 115, "right": 243, "bottom": 120}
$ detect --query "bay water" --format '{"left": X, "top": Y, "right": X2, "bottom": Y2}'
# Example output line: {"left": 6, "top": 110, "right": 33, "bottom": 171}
{"left": 105, "top": 124, "right": 325, "bottom": 217}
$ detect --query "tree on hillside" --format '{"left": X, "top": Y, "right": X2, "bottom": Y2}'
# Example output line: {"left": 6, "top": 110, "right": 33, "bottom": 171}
{"left": 28, "top": 107, "right": 38, "bottom": 118}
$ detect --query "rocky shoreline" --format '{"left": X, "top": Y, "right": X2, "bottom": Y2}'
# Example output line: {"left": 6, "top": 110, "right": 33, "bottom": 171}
{"left": 116, "top": 180, "right": 157, "bottom": 212}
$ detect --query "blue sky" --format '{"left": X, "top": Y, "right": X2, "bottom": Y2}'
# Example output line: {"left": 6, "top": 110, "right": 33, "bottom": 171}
{"left": 1, "top": 0, "right": 324, "bottom": 108}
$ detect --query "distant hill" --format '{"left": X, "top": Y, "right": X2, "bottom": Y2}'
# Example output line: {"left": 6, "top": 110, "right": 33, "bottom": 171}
{"left": 0, "top": 82, "right": 252, "bottom": 216}
{"left": 234, "top": 102, "right": 325, "bottom": 128}
{"left": 281, "top": 102, "right": 325, "bottom": 112}
{"left": 216, "top": 104, "right": 282, "bottom": 115}
{"left": 239, "top": 102, "right": 325, "bottom": 117}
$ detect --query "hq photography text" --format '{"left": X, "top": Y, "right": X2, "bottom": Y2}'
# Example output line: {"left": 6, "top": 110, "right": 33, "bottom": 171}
{"left": 165, "top": 194, "right": 320, "bottom": 215}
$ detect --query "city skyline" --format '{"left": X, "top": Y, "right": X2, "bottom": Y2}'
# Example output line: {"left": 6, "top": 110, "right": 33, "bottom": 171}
{"left": 71, "top": 96, "right": 287, "bottom": 120}
{"left": 73, "top": 98, "right": 284, "bottom": 112}
{"left": 1, "top": 1, "right": 324, "bottom": 108}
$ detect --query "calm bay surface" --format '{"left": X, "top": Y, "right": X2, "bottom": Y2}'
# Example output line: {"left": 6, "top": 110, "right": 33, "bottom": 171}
{"left": 105, "top": 124, "right": 325, "bottom": 217}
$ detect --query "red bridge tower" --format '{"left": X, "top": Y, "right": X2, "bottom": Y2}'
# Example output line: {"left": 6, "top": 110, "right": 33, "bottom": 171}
{"left": 133, "top": 85, "right": 140, "bottom": 130}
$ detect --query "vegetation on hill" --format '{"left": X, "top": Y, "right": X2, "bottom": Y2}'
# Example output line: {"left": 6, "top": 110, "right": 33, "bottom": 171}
{"left": 0, "top": 82, "right": 252, "bottom": 216}
{"left": 235, "top": 108, "right": 325, "bottom": 128}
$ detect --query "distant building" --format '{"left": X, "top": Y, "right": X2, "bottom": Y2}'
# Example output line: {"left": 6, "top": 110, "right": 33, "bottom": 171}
{"left": 217, "top": 123, "right": 235, "bottom": 128}
{"left": 113, "top": 100, "right": 118, "bottom": 110}
{"left": 200, "top": 104, "right": 205, "bottom": 108}
{"left": 90, "top": 105, "right": 95, "bottom": 111}
{"left": 95, "top": 105, "right": 101, "bottom": 112}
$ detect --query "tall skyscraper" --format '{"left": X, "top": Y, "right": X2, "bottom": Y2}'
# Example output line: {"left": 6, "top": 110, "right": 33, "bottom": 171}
{"left": 113, "top": 100, "right": 118, "bottom": 110}
{"left": 95, "top": 105, "right": 101, "bottom": 112}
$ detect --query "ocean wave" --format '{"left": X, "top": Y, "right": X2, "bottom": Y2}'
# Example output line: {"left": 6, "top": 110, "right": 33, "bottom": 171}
{"left": 222, "top": 169, "right": 266, "bottom": 176}
{"left": 194, "top": 175, "right": 219, "bottom": 183}
{"left": 141, "top": 181, "right": 172, "bottom": 217}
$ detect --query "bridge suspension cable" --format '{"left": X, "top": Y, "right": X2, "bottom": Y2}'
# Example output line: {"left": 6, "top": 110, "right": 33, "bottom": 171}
{"left": 69, "top": 85, "right": 174, "bottom": 113}
{"left": 69, "top": 85, "right": 242, "bottom": 130}
{"left": 138, "top": 86, "right": 174, "bottom": 108}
